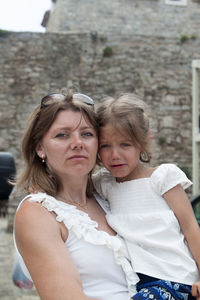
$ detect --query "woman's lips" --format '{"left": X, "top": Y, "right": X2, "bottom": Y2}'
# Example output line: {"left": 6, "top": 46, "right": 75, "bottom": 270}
{"left": 68, "top": 155, "right": 87, "bottom": 160}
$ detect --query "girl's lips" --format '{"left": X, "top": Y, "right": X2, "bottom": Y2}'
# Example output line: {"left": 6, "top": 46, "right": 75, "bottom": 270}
{"left": 110, "top": 164, "right": 125, "bottom": 169}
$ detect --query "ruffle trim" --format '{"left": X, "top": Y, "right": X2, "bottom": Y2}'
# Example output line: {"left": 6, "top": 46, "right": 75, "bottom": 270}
{"left": 29, "top": 192, "right": 139, "bottom": 295}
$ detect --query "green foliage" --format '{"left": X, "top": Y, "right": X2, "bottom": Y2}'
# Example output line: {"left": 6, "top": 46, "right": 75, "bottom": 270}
{"left": 158, "top": 136, "right": 166, "bottom": 145}
{"left": 103, "top": 46, "right": 113, "bottom": 57}
{"left": 191, "top": 34, "right": 197, "bottom": 40}
{"left": 180, "top": 34, "right": 189, "bottom": 43}
{"left": 0, "top": 29, "right": 12, "bottom": 37}
{"left": 180, "top": 34, "right": 197, "bottom": 43}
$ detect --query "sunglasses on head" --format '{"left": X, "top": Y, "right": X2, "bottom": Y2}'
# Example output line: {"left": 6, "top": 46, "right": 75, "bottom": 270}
{"left": 40, "top": 93, "right": 94, "bottom": 109}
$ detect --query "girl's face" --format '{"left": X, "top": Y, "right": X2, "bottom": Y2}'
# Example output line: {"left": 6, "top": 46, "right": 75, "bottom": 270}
{"left": 36, "top": 110, "right": 98, "bottom": 182}
{"left": 99, "top": 124, "right": 141, "bottom": 182}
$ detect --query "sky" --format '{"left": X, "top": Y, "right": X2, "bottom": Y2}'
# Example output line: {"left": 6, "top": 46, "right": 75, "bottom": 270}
{"left": 0, "top": 0, "right": 52, "bottom": 32}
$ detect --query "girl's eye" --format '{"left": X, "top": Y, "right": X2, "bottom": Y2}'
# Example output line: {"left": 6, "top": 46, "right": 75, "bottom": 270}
{"left": 121, "top": 143, "right": 131, "bottom": 147}
{"left": 100, "top": 144, "right": 109, "bottom": 149}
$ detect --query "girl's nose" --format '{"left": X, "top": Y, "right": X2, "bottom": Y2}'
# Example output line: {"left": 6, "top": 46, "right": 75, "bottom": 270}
{"left": 110, "top": 148, "right": 120, "bottom": 160}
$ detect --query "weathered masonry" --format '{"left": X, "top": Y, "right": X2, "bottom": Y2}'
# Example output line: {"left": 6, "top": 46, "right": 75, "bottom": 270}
{"left": 44, "top": 0, "right": 200, "bottom": 39}
{"left": 0, "top": 31, "right": 199, "bottom": 179}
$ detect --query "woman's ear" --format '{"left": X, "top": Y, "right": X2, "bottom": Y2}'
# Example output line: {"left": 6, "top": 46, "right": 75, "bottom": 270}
{"left": 35, "top": 143, "right": 44, "bottom": 159}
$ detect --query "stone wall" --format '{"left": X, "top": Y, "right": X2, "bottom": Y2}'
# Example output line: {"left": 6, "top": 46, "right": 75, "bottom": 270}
{"left": 0, "top": 31, "right": 200, "bottom": 178}
{"left": 46, "top": 0, "right": 200, "bottom": 39}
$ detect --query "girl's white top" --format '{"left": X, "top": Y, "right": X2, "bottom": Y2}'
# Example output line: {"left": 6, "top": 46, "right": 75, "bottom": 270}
{"left": 93, "top": 163, "right": 200, "bottom": 285}
{"left": 14, "top": 192, "right": 138, "bottom": 300}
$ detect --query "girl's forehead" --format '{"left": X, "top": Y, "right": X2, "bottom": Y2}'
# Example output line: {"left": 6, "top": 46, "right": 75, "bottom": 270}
{"left": 100, "top": 124, "right": 131, "bottom": 139}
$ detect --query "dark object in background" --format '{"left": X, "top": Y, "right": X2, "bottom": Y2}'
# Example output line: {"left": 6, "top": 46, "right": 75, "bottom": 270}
{"left": 0, "top": 152, "right": 16, "bottom": 216}
{"left": 191, "top": 193, "right": 200, "bottom": 225}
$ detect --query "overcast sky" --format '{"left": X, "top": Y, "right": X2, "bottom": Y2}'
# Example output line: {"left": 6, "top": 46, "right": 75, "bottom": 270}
{"left": 0, "top": 0, "right": 52, "bottom": 32}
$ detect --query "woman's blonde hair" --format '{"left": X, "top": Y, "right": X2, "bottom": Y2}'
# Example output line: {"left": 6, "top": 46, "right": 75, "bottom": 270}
{"left": 16, "top": 90, "right": 98, "bottom": 197}
{"left": 96, "top": 93, "right": 151, "bottom": 163}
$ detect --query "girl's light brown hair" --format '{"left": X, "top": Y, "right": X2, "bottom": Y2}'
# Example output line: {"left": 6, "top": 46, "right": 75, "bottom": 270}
{"left": 96, "top": 93, "right": 151, "bottom": 162}
{"left": 16, "top": 90, "right": 98, "bottom": 197}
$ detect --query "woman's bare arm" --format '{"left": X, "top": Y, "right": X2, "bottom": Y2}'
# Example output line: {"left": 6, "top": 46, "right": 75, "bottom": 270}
{"left": 15, "top": 199, "right": 98, "bottom": 300}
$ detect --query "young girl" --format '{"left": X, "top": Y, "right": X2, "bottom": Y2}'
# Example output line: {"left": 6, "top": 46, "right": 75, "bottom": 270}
{"left": 93, "top": 93, "right": 200, "bottom": 300}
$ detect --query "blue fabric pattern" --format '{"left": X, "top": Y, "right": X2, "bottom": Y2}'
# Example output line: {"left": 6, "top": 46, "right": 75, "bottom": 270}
{"left": 132, "top": 279, "right": 195, "bottom": 300}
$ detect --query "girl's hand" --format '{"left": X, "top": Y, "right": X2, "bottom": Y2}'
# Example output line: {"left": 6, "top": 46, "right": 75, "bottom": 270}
{"left": 192, "top": 281, "right": 200, "bottom": 299}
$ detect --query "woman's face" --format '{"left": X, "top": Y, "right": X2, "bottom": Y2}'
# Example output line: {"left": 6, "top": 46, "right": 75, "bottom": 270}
{"left": 36, "top": 109, "right": 98, "bottom": 181}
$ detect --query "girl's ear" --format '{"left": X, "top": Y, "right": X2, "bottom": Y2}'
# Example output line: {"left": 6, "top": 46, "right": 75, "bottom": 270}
{"left": 35, "top": 143, "right": 44, "bottom": 159}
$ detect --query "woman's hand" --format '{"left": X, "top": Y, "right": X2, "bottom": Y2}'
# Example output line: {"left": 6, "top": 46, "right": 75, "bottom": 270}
{"left": 192, "top": 281, "right": 200, "bottom": 299}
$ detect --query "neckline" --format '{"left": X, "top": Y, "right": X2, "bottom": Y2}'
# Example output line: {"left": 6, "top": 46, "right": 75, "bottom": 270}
{"left": 115, "top": 176, "right": 150, "bottom": 184}
{"left": 114, "top": 165, "right": 159, "bottom": 184}
{"left": 55, "top": 192, "right": 109, "bottom": 214}
{"left": 49, "top": 193, "right": 117, "bottom": 237}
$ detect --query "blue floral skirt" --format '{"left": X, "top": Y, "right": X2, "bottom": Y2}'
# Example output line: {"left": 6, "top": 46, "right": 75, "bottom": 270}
{"left": 131, "top": 274, "right": 195, "bottom": 300}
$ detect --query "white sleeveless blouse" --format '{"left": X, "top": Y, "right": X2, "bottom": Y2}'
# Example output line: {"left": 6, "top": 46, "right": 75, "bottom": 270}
{"left": 14, "top": 192, "right": 138, "bottom": 300}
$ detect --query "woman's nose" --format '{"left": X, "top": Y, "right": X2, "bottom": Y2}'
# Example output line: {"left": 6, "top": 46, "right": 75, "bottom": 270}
{"left": 70, "top": 135, "right": 83, "bottom": 150}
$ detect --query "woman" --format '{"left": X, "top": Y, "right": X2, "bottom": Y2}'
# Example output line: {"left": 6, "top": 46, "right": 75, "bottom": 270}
{"left": 14, "top": 91, "right": 137, "bottom": 300}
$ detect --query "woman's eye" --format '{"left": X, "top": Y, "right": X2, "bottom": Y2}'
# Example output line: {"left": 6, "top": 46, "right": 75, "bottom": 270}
{"left": 55, "top": 133, "right": 68, "bottom": 138}
{"left": 121, "top": 143, "right": 131, "bottom": 147}
{"left": 82, "top": 131, "right": 93, "bottom": 137}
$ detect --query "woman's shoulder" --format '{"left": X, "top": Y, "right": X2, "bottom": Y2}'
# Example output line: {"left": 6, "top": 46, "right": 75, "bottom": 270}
{"left": 16, "top": 193, "right": 53, "bottom": 217}
{"left": 16, "top": 192, "right": 99, "bottom": 233}
{"left": 15, "top": 193, "right": 58, "bottom": 229}
{"left": 15, "top": 193, "right": 69, "bottom": 256}
{"left": 15, "top": 192, "right": 71, "bottom": 239}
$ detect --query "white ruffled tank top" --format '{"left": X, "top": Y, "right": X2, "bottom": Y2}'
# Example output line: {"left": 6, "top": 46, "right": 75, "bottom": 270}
{"left": 14, "top": 192, "right": 138, "bottom": 300}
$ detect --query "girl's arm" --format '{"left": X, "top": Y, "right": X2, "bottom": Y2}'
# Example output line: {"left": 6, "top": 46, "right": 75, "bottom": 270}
{"left": 15, "top": 200, "right": 98, "bottom": 300}
{"left": 163, "top": 185, "right": 200, "bottom": 298}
